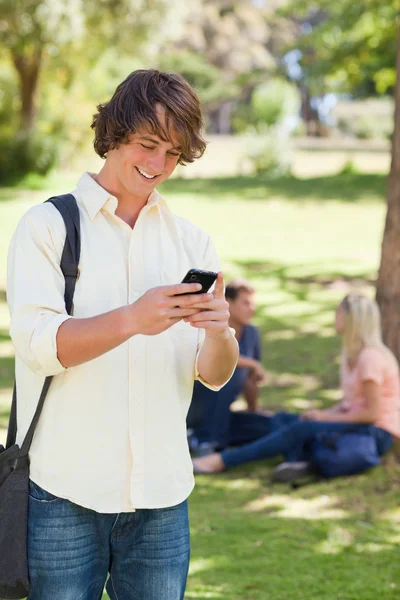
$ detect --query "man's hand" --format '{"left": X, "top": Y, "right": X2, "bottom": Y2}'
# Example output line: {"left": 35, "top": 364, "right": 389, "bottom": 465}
{"left": 237, "top": 356, "right": 267, "bottom": 384}
{"left": 129, "top": 282, "right": 213, "bottom": 336}
{"left": 250, "top": 361, "right": 267, "bottom": 383}
{"left": 182, "top": 272, "right": 231, "bottom": 340}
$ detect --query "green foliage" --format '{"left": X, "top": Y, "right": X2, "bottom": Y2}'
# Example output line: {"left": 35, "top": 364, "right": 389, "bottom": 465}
{"left": 157, "top": 50, "right": 237, "bottom": 106}
{"left": 0, "top": 0, "right": 183, "bottom": 131}
{"left": 0, "top": 130, "right": 58, "bottom": 184}
{"left": 0, "top": 60, "right": 19, "bottom": 130}
{"left": 338, "top": 159, "right": 359, "bottom": 175}
{"left": 0, "top": 0, "right": 188, "bottom": 175}
{"left": 233, "top": 78, "right": 300, "bottom": 133}
{"left": 0, "top": 0, "right": 84, "bottom": 52}
{"left": 252, "top": 78, "right": 300, "bottom": 126}
{"left": 283, "top": 0, "right": 397, "bottom": 97}
{"left": 0, "top": 0, "right": 174, "bottom": 57}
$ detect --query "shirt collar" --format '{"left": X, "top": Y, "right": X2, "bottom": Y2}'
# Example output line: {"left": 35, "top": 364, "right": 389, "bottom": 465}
{"left": 147, "top": 188, "right": 164, "bottom": 208}
{"left": 77, "top": 172, "right": 165, "bottom": 220}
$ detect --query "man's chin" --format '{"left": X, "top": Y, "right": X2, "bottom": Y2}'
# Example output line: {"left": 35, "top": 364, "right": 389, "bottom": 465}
{"left": 238, "top": 319, "right": 251, "bottom": 327}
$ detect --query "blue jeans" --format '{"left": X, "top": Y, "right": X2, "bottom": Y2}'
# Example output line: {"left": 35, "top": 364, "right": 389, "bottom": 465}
{"left": 191, "top": 378, "right": 243, "bottom": 448}
{"left": 227, "top": 411, "right": 300, "bottom": 447}
{"left": 191, "top": 383, "right": 295, "bottom": 449}
{"left": 221, "top": 419, "right": 393, "bottom": 469}
{"left": 27, "top": 481, "right": 190, "bottom": 600}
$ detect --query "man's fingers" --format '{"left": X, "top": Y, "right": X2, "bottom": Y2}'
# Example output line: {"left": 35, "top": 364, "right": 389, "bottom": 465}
{"left": 188, "top": 320, "right": 223, "bottom": 329}
{"left": 185, "top": 300, "right": 222, "bottom": 310}
{"left": 213, "top": 272, "right": 225, "bottom": 298}
{"left": 185, "top": 310, "right": 227, "bottom": 323}
{"left": 164, "top": 282, "right": 202, "bottom": 296}
{"left": 168, "top": 308, "right": 201, "bottom": 319}
{"left": 167, "top": 317, "right": 183, "bottom": 327}
{"left": 170, "top": 292, "right": 213, "bottom": 307}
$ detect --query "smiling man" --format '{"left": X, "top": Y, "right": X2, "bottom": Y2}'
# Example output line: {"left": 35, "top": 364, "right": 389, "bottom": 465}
{"left": 7, "top": 69, "right": 238, "bottom": 600}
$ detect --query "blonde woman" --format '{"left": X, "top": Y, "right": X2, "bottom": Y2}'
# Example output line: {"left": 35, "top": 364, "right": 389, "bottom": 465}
{"left": 193, "top": 294, "right": 400, "bottom": 476}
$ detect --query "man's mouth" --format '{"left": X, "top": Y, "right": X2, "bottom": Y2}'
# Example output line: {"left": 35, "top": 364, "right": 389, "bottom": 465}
{"left": 135, "top": 167, "right": 159, "bottom": 181}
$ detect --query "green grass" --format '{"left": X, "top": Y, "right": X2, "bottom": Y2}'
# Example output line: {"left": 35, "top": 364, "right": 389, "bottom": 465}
{"left": 1, "top": 170, "right": 400, "bottom": 599}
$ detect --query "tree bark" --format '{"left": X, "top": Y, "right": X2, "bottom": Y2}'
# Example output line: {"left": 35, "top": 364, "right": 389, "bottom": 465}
{"left": 376, "top": 27, "right": 400, "bottom": 360}
{"left": 298, "top": 83, "right": 322, "bottom": 136}
{"left": 11, "top": 45, "right": 42, "bottom": 134}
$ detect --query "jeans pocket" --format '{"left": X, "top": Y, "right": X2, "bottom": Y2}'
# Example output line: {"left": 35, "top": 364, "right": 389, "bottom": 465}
{"left": 28, "top": 480, "right": 61, "bottom": 503}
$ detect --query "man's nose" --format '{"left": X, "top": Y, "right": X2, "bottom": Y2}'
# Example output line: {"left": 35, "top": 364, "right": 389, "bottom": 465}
{"left": 148, "top": 151, "right": 166, "bottom": 173}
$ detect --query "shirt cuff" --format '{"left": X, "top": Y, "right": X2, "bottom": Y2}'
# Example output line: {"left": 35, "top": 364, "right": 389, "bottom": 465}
{"left": 32, "top": 313, "right": 72, "bottom": 376}
{"left": 194, "top": 327, "right": 236, "bottom": 391}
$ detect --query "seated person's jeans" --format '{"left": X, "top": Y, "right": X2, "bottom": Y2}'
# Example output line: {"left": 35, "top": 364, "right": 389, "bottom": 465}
{"left": 220, "top": 418, "right": 393, "bottom": 469}
{"left": 189, "top": 378, "right": 243, "bottom": 448}
{"left": 188, "top": 323, "right": 262, "bottom": 448}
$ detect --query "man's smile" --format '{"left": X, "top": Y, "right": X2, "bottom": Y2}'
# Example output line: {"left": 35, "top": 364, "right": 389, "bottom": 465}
{"left": 135, "top": 166, "right": 160, "bottom": 181}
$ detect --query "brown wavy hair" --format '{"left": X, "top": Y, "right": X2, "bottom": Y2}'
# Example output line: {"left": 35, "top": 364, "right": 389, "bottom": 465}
{"left": 226, "top": 279, "right": 255, "bottom": 301}
{"left": 91, "top": 69, "right": 206, "bottom": 165}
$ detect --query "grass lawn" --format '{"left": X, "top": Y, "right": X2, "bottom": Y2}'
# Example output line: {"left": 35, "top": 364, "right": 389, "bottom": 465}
{"left": 1, "top": 170, "right": 400, "bottom": 599}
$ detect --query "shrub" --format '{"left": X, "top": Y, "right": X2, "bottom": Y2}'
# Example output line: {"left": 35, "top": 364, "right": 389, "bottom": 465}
{"left": 338, "top": 159, "right": 359, "bottom": 175}
{"left": 353, "top": 116, "right": 376, "bottom": 140}
{"left": 334, "top": 98, "right": 394, "bottom": 141}
{"left": 0, "top": 130, "right": 58, "bottom": 184}
{"left": 233, "top": 78, "right": 300, "bottom": 134}
{"left": 244, "top": 126, "right": 293, "bottom": 177}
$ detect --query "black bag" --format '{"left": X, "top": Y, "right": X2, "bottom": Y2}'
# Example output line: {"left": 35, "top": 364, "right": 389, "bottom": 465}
{"left": 0, "top": 194, "right": 81, "bottom": 599}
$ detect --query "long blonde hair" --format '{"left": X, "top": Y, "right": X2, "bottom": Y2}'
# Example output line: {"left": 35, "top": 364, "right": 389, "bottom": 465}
{"left": 340, "top": 294, "right": 385, "bottom": 366}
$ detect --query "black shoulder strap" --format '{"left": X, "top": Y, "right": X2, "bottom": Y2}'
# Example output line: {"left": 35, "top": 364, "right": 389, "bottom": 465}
{"left": 7, "top": 194, "right": 81, "bottom": 455}
{"left": 45, "top": 194, "right": 81, "bottom": 315}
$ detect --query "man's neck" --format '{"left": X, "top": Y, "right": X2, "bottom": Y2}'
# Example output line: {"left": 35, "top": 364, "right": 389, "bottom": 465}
{"left": 93, "top": 168, "right": 149, "bottom": 228}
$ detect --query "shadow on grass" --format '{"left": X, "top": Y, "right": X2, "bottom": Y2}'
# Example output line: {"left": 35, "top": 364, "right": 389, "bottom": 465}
{"left": 187, "top": 463, "right": 400, "bottom": 600}
{"left": 161, "top": 172, "right": 387, "bottom": 203}
{"left": 236, "top": 259, "right": 377, "bottom": 291}
{"left": 228, "top": 258, "right": 375, "bottom": 412}
{"left": 255, "top": 310, "right": 340, "bottom": 412}
{"left": 191, "top": 254, "right": 400, "bottom": 598}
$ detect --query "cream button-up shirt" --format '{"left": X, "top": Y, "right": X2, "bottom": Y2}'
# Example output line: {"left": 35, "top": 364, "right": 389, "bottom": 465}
{"left": 7, "top": 172, "right": 229, "bottom": 513}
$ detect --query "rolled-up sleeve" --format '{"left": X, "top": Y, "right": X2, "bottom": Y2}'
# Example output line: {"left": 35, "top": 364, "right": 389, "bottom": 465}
{"left": 7, "top": 204, "right": 73, "bottom": 376}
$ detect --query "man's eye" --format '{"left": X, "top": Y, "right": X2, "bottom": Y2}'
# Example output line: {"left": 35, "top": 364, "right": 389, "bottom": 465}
{"left": 140, "top": 144, "right": 155, "bottom": 150}
{"left": 168, "top": 151, "right": 181, "bottom": 157}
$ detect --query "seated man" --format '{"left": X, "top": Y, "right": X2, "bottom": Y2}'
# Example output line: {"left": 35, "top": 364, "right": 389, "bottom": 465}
{"left": 187, "top": 279, "right": 268, "bottom": 453}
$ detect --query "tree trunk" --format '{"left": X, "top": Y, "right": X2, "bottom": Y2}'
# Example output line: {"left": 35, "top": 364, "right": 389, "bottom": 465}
{"left": 298, "top": 83, "right": 321, "bottom": 136}
{"left": 11, "top": 46, "right": 42, "bottom": 134}
{"left": 376, "top": 27, "right": 400, "bottom": 360}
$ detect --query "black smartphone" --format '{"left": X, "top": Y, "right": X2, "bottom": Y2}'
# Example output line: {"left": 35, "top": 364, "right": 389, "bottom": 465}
{"left": 178, "top": 269, "right": 218, "bottom": 295}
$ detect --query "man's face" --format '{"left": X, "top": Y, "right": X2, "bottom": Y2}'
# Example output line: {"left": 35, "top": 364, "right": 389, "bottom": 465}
{"left": 228, "top": 291, "right": 256, "bottom": 326}
{"left": 107, "top": 105, "right": 182, "bottom": 201}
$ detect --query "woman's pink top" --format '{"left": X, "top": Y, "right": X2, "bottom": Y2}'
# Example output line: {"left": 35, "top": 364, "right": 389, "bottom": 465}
{"left": 340, "top": 346, "right": 400, "bottom": 438}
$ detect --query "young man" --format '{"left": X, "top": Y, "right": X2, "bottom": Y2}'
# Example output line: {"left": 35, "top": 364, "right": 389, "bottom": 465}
{"left": 7, "top": 69, "right": 238, "bottom": 600}
{"left": 188, "top": 279, "right": 268, "bottom": 453}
